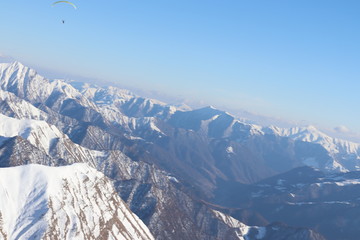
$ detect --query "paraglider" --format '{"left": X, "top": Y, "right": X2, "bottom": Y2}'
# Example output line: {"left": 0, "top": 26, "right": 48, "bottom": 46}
{"left": 52, "top": 1, "right": 77, "bottom": 24}
{"left": 52, "top": 1, "right": 77, "bottom": 10}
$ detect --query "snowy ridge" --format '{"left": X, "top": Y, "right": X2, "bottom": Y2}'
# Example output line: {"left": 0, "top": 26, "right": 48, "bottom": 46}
{"left": 75, "top": 83, "right": 134, "bottom": 106}
{"left": 0, "top": 113, "right": 109, "bottom": 166}
{"left": 184, "top": 105, "right": 359, "bottom": 161}
{"left": 0, "top": 62, "right": 97, "bottom": 113}
{"left": 0, "top": 163, "right": 154, "bottom": 240}
{"left": 72, "top": 81, "right": 173, "bottom": 117}
{"left": 0, "top": 62, "right": 178, "bottom": 133}
{"left": 68, "top": 80, "right": 180, "bottom": 135}
{"left": 128, "top": 117, "right": 165, "bottom": 135}
{"left": 268, "top": 125, "right": 360, "bottom": 171}
{"left": 269, "top": 125, "right": 360, "bottom": 154}
{"left": 0, "top": 114, "right": 62, "bottom": 154}
{"left": 212, "top": 210, "right": 266, "bottom": 240}
{"left": 0, "top": 90, "right": 47, "bottom": 120}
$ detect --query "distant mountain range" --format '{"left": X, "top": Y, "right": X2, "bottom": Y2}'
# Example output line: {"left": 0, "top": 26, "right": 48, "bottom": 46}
{"left": 1, "top": 61, "right": 359, "bottom": 239}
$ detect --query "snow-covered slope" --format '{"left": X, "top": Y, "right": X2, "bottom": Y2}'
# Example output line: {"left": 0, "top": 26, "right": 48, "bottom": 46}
{"left": 0, "top": 114, "right": 62, "bottom": 154}
{"left": 0, "top": 62, "right": 177, "bottom": 138}
{"left": 180, "top": 107, "right": 360, "bottom": 173}
{"left": 0, "top": 90, "right": 47, "bottom": 120}
{"left": 0, "top": 62, "right": 86, "bottom": 105}
{"left": 168, "top": 106, "right": 360, "bottom": 173}
{"left": 269, "top": 125, "right": 360, "bottom": 155}
{"left": 212, "top": 210, "right": 265, "bottom": 240}
{"left": 0, "top": 113, "right": 106, "bottom": 167}
{"left": 0, "top": 163, "right": 154, "bottom": 240}
{"left": 268, "top": 125, "right": 360, "bottom": 172}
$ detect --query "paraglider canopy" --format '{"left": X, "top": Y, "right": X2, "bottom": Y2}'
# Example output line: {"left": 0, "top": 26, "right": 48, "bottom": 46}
{"left": 52, "top": 1, "right": 77, "bottom": 9}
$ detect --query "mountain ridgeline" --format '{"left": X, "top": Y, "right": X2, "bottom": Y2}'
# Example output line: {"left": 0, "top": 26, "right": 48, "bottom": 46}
{"left": 1, "top": 61, "right": 359, "bottom": 239}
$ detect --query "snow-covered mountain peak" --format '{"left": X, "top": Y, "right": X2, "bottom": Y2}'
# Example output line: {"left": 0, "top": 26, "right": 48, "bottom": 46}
{"left": 268, "top": 125, "right": 360, "bottom": 153}
{"left": 305, "top": 125, "right": 318, "bottom": 131}
{"left": 268, "top": 125, "right": 318, "bottom": 139}
{"left": 0, "top": 62, "right": 11, "bottom": 71}
{"left": 0, "top": 62, "right": 95, "bottom": 109}
{"left": 71, "top": 82, "right": 135, "bottom": 104}
{"left": 0, "top": 114, "right": 62, "bottom": 154}
{"left": 267, "top": 124, "right": 360, "bottom": 172}
{"left": 0, "top": 61, "right": 30, "bottom": 72}
{"left": 49, "top": 79, "right": 82, "bottom": 99}
{"left": 206, "top": 105, "right": 217, "bottom": 110}
{"left": 0, "top": 163, "right": 154, "bottom": 240}
{"left": 0, "top": 61, "right": 36, "bottom": 94}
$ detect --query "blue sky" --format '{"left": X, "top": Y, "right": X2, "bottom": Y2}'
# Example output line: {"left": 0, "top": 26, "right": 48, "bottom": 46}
{"left": 0, "top": 0, "right": 359, "bottom": 136}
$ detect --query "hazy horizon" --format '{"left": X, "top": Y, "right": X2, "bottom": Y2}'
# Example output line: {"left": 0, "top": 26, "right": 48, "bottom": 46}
{"left": 1, "top": 56, "right": 359, "bottom": 143}
{"left": 1, "top": 0, "right": 359, "bottom": 138}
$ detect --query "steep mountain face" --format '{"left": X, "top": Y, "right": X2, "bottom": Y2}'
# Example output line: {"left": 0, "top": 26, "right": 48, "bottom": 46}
{"left": 0, "top": 136, "right": 53, "bottom": 167}
{"left": 0, "top": 113, "right": 108, "bottom": 167}
{"left": 1, "top": 61, "right": 354, "bottom": 239}
{"left": 268, "top": 125, "right": 360, "bottom": 172}
{"left": 0, "top": 164, "right": 154, "bottom": 240}
{"left": 0, "top": 90, "right": 47, "bottom": 120}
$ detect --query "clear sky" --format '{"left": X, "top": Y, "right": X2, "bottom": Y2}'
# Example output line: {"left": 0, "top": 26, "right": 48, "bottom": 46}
{"left": 0, "top": 1, "right": 359, "bottom": 136}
